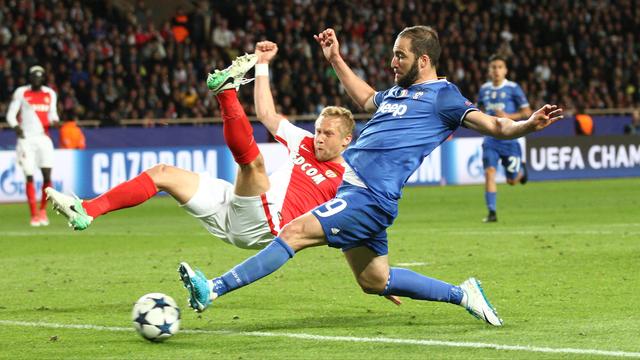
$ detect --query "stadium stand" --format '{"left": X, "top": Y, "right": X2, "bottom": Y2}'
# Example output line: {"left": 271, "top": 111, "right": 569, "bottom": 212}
{"left": 0, "top": 0, "right": 638, "bottom": 127}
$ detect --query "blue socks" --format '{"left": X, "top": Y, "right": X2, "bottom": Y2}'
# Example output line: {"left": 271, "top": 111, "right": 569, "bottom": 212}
{"left": 207, "top": 238, "right": 464, "bottom": 306}
{"left": 211, "top": 237, "right": 295, "bottom": 297}
{"left": 381, "top": 267, "right": 463, "bottom": 304}
{"left": 485, "top": 191, "right": 497, "bottom": 212}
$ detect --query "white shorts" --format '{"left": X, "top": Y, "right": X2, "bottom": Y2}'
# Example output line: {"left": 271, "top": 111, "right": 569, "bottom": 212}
{"left": 16, "top": 135, "right": 55, "bottom": 176}
{"left": 181, "top": 173, "right": 282, "bottom": 249}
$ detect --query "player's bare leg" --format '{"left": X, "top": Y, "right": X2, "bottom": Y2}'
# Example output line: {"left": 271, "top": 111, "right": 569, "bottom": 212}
{"left": 483, "top": 167, "right": 497, "bottom": 222}
{"left": 280, "top": 217, "right": 406, "bottom": 306}
{"left": 234, "top": 154, "right": 270, "bottom": 196}
{"left": 344, "top": 247, "right": 390, "bottom": 294}
{"left": 144, "top": 165, "right": 199, "bottom": 204}
{"left": 343, "top": 247, "right": 401, "bottom": 305}
{"left": 345, "top": 246, "right": 502, "bottom": 325}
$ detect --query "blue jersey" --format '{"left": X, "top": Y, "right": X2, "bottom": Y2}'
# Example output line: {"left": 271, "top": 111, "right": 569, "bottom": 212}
{"left": 478, "top": 79, "right": 529, "bottom": 147}
{"left": 343, "top": 79, "right": 477, "bottom": 212}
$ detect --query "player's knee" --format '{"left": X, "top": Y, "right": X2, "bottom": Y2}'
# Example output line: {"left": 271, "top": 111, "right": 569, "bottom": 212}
{"left": 145, "top": 164, "right": 174, "bottom": 184}
{"left": 278, "top": 220, "right": 320, "bottom": 252}
{"left": 239, "top": 154, "right": 266, "bottom": 172}
{"left": 356, "top": 277, "right": 386, "bottom": 294}
{"left": 278, "top": 222, "right": 304, "bottom": 244}
{"left": 506, "top": 179, "right": 516, "bottom": 186}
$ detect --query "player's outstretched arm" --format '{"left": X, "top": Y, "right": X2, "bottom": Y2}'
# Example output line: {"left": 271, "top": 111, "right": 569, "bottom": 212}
{"left": 314, "top": 28, "right": 377, "bottom": 112}
{"left": 464, "top": 104, "right": 564, "bottom": 139}
{"left": 496, "top": 106, "right": 533, "bottom": 121}
{"left": 254, "top": 41, "right": 286, "bottom": 136}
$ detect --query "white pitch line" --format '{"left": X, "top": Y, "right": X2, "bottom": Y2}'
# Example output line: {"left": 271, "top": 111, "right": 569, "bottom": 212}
{"left": 0, "top": 231, "right": 210, "bottom": 237}
{"left": 394, "top": 262, "right": 429, "bottom": 267}
{"left": 1, "top": 320, "right": 639, "bottom": 358}
{"left": 445, "top": 230, "right": 640, "bottom": 236}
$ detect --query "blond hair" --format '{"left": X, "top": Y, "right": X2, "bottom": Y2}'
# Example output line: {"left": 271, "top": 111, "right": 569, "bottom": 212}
{"left": 319, "top": 106, "right": 355, "bottom": 137}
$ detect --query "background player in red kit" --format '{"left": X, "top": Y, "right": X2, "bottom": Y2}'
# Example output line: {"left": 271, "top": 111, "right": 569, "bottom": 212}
{"left": 6, "top": 65, "right": 60, "bottom": 226}
{"left": 46, "top": 50, "right": 354, "bottom": 250}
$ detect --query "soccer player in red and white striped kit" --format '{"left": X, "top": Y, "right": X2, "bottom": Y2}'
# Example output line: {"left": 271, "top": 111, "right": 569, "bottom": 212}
{"left": 7, "top": 65, "right": 59, "bottom": 226}
{"left": 46, "top": 50, "right": 353, "bottom": 250}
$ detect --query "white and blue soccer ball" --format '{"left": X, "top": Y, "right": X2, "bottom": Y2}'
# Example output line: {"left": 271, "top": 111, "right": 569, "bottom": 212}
{"left": 131, "top": 293, "right": 181, "bottom": 342}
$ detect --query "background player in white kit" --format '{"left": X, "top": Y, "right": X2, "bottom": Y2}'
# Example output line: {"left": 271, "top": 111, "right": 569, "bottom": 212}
{"left": 7, "top": 65, "right": 60, "bottom": 226}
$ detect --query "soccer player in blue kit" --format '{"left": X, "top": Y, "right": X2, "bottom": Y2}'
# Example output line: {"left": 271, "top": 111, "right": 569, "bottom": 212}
{"left": 178, "top": 27, "right": 563, "bottom": 326}
{"left": 478, "top": 55, "right": 533, "bottom": 223}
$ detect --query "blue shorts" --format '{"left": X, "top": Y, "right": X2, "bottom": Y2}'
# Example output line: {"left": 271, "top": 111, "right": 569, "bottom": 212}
{"left": 482, "top": 140, "right": 522, "bottom": 180}
{"left": 311, "top": 184, "right": 395, "bottom": 256}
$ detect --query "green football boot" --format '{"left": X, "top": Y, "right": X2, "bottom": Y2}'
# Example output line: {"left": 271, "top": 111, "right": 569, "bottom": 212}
{"left": 45, "top": 187, "right": 93, "bottom": 230}
{"left": 206, "top": 53, "right": 257, "bottom": 94}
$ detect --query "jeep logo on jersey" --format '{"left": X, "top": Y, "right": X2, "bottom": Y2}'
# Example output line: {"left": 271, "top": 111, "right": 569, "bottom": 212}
{"left": 378, "top": 102, "right": 408, "bottom": 117}
{"left": 291, "top": 153, "right": 328, "bottom": 184}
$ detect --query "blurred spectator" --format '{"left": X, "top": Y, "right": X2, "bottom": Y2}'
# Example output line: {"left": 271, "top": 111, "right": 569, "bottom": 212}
{"left": 574, "top": 105, "right": 594, "bottom": 136}
{"left": 0, "top": 0, "right": 637, "bottom": 127}
{"left": 624, "top": 108, "right": 640, "bottom": 135}
{"left": 171, "top": 6, "right": 189, "bottom": 43}
{"left": 212, "top": 18, "right": 235, "bottom": 51}
{"left": 59, "top": 116, "right": 86, "bottom": 149}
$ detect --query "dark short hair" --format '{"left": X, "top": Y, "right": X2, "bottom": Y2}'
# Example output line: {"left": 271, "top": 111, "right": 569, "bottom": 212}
{"left": 488, "top": 54, "right": 508, "bottom": 67}
{"left": 398, "top": 26, "right": 441, "bottom": 69}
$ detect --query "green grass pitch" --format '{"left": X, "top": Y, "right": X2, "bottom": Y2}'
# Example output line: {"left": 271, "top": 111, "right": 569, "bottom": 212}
{"left": 0, "top": 178, "right": 639, "bottom": 359}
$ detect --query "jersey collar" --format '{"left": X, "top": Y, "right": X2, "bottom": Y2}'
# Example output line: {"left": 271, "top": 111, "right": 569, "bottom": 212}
{"left": 489, "top": 79, "right": 508, "bottom": 90}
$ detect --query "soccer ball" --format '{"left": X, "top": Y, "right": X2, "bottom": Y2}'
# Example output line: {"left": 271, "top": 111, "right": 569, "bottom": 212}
{"left": 131, "top": 293, "right": 181, "bottom": 342}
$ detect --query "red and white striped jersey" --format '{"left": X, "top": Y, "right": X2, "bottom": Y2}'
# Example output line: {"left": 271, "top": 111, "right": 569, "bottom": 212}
{"left": 265, "top": 120, "right": 345, "bottom": 232}
{"left": 6, "top": 85, "right": 59, "bottom": 138}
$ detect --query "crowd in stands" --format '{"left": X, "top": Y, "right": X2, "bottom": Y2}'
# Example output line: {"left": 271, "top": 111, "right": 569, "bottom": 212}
{"left": 0, "top": 0, "right": 638, "bottom": 126}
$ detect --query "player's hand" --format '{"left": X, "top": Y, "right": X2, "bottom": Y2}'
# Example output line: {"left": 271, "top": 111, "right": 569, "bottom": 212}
{"left": 313, "top": 28, "right": 341, "bottom": 63}
{"left": 528, "top": 104, "right": 564, "bottom": 131}
{"left": 13, "top": 126, "right": 24, "bottom": 139}
{"left": 255, "top": 41, "right": 278, "bottom": 64}
{"left": 494, "top": 109, "right": 507, "bottom": 117}
{"left": 384, "top": 295, "right": 402, "bottom": 306}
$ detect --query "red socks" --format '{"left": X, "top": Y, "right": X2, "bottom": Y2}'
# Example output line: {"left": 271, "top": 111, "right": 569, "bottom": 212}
{"left": 217, "top": 89, "right": 260, "bottom": 165}
{"left": 40, "top": 181, "right": 51, "bottom": 211}
{"left": 26, "top": 181, "right": 37, "bottom": 217}
{"left": 82, "top": 172, "right": 158, "bottom": 219}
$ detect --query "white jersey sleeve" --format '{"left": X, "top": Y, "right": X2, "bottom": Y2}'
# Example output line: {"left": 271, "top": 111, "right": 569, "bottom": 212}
{"left": 274, "top": 120, "right": 314, "bottom": 152}
{"left": 6, "top": 86, "right": 25, "bottom": 128}
{"left": 45, "top": 86, "right": 60, "bottom": 123}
